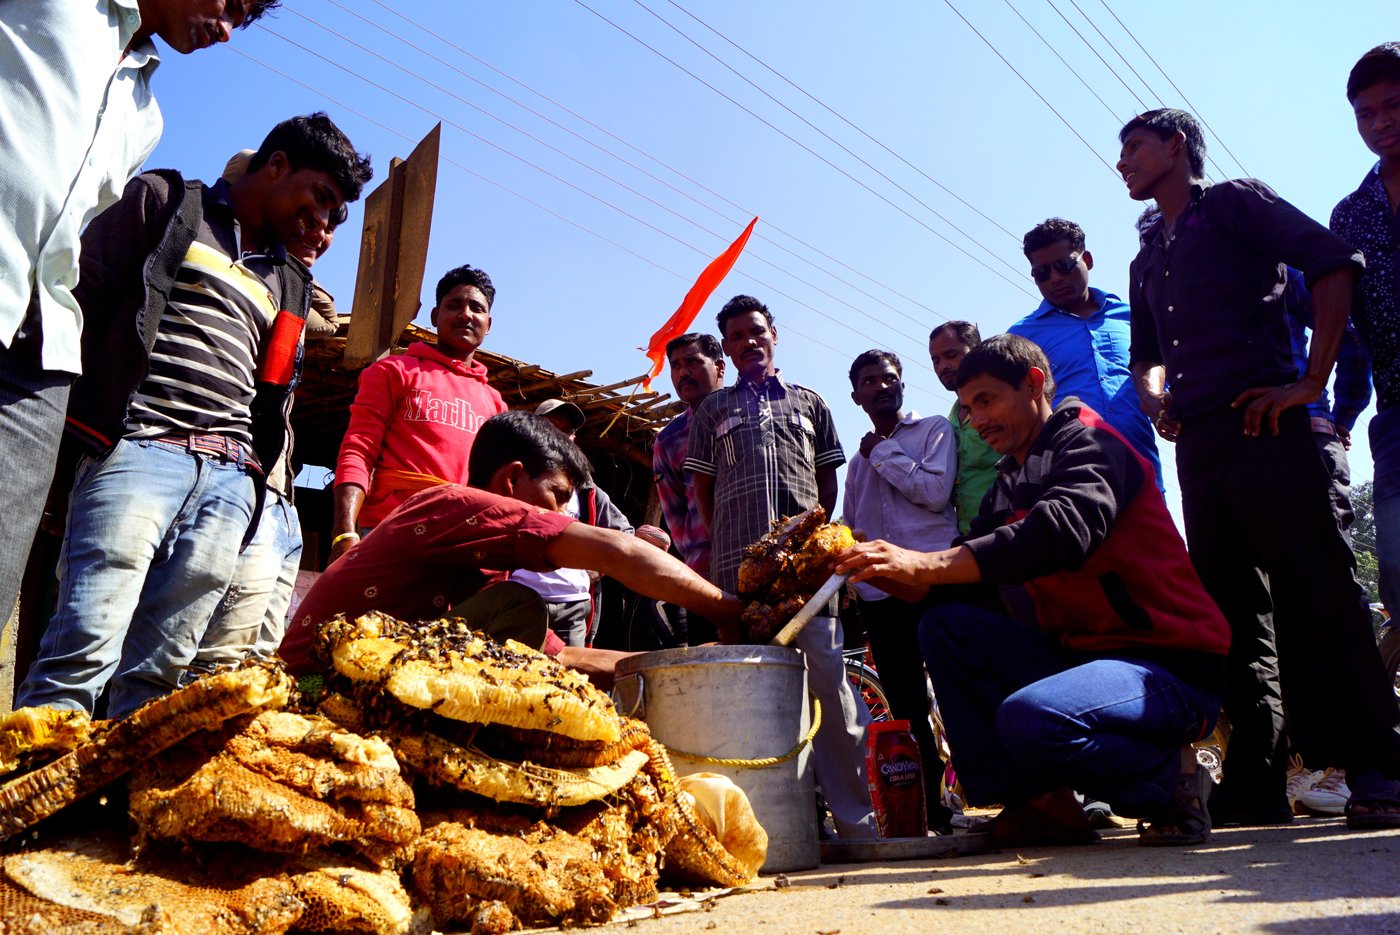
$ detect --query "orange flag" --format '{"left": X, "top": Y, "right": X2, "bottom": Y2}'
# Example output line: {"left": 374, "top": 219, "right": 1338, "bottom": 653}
{"left": 642, "top": 217, "right": 758, "bottom": 390}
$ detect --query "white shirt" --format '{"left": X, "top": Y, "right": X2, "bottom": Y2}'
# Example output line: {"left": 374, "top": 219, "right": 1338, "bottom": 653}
{"left": 512, "top": 490, "right": 592, "bottom": 602}
{"left": 842, "top": 411, "right": 959, "bottom": 601}
{"left": 0, "top": 0, "right": 163, "bottom": 374}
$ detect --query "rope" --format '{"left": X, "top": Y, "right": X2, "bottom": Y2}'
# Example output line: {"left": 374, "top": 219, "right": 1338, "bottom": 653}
{"left": 661, "top": 697, "right": 821, "bottom": 769}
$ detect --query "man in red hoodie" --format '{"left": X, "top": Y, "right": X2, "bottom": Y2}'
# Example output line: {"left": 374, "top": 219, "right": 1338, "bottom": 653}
{"left": 330, "top": 265, "right": 508, "bottom": 560}
{"left": 837, "top": 334, "right": 1230, "bottom": 848}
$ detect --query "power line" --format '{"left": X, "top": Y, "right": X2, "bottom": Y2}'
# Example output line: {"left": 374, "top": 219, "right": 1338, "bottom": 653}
{"left": 1042, "top": 0, "right": 1148, "bottom": 112}
{"left": 1044, "top": 0, "right": 1228, "bottom": 180}
{"left": 318, "top": 0, "right": 938, "bottom": 331}
{"left": 246, "top": 28, "right": 953, "bottom": 391}
{"left": 283, "top": 9, "right": 932, "bottom": 345}
{"left": 363, "top": 0, "right": 953, "bottom": 318}
{"left": 1002, "top": 0, "right": 1123, "bottom": 123}
{"left": 1095, "top": 0, "right": 1250, "bottom": 177}
{"left": 659, "top": 0, "right": 1023, "bottom": 243}
{"left": 232, "top": 43, "right": 952, "bottom": 403}
{"left": 1065, "top": 0, "right": 1165, "bottom": 108}
{"left": 1057, "top": 0, "right": 1237, "bottom": 180}
{"left": 940, "top": 0, "right": 1119, "bottom": 176}
{"left": 570, "top": 0, "right": 1038, "bottom": 297}
{"left": 625, "top": 0, "right": 1030, "bottom": 283}
{"left": 1030, "top": 0, "right": 1228, "bottom": 181}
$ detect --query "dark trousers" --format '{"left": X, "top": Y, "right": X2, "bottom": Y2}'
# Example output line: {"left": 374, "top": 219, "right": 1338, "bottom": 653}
{"left": 860, "top": 595, "right": 953, "bottom": 828}
{"left": 0, "top": 326, "right": 71, "bottom": 627}
{"left": 1176, "top": 406, "right": 1400, "bottom": 790}
{"left": 1282, "top": 429, "right": 1355, "bottom": 766}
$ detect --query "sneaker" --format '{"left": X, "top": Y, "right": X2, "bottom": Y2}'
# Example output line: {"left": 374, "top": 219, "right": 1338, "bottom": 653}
{"left": 1297, "top": 768, "right": 1349, "bottom": 816}
{"left": 1285, "top": 756, "right": 1325, "bottom": 815}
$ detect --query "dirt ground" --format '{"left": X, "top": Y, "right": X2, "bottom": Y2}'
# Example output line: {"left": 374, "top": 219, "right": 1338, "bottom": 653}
{"left": 601, "top": 817, "right": 1400, "bottom": 934}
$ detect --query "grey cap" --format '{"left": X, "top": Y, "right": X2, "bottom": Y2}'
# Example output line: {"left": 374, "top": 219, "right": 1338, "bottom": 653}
{"left": 221, "top": 149, "right": 256, "bottom": 183}
{"left": 536, "top": 398, "right": 586, "bottom": 432}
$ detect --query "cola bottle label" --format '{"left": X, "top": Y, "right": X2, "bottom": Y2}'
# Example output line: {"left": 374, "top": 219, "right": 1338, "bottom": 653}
{"left": 881, "top": 753, "right": 921, "bottom": 788}
{"left": 866, "top": 721, "right": 927, "bottom": 838}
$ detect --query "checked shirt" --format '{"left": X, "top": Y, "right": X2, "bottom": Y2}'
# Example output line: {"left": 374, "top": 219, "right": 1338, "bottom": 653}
{"left": 684, "top": 372, "right": 844, "bottom": 595}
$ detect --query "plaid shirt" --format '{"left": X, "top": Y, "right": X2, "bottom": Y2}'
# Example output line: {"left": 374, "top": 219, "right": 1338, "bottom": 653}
{"left": 653, "top": 408, "right": 710, "bottom": 571}
{"left": 685, "top": 372, "right": 844, "bottom": 594}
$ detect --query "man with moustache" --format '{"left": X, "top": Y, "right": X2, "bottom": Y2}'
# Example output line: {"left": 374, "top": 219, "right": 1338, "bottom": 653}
{"left": 1119, "top": 107, "right": 1400, "bottom": 828}
{"left": 836, "top": 335, "right": 1229, "bottom": 847}
{"left": 687, "top": 294, "right": 876, "bottom": 839}
{"left": 653, "top": 332, "right": 726, "bottom": 644}
{"left": 843, "top": 349, "right": 959, "bottom": 832}
{"left": 929, "top": 321, "right": 1000, "bottom": 535}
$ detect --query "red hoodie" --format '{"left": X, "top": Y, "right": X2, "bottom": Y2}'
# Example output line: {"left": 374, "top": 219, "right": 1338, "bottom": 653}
{"left": 335, "top": 341, "right": 507, "bottom": 526}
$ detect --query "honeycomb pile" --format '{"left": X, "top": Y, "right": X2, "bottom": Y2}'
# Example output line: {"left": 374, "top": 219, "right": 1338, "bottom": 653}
{"left": 0, "top": 617, "right": 759, "bottom": 934}
{"left": 737, "top": 506, "right": 856, "bottom": 642}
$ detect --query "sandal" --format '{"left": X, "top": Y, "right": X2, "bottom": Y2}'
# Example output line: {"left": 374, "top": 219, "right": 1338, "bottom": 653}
{"left": 983, "top": 789, "right": 1100, "bottom": 848}
{"left": 1344, "top": 770, "right": 1400, "bottom": 830}
{"left": 1138, "top": 766, "right": 1212, "bottom": 847}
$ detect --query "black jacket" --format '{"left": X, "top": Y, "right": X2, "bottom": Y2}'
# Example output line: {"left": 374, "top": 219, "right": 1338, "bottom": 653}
{"left": 65, "top": 169, "right": 310, "bottom": 472}
{"left": 64, "top": 170, "right": 311, "bottom": 541}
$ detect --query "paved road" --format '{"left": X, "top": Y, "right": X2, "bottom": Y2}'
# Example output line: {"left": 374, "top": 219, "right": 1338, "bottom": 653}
{"left": 609, "top": 818, "right": 1400, "bottom": 934}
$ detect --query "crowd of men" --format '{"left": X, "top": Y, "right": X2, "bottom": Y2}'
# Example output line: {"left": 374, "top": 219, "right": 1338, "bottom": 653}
{"left": 2, "top": 3, "right": 1399, "bottom": 848}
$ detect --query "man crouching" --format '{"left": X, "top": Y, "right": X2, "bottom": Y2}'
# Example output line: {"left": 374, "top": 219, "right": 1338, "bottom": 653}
{"left": 279, "top": 410, "right": 743, "bottom": 683}
{"left": 836, "top": 334, "right": 1229, "bottom": 847}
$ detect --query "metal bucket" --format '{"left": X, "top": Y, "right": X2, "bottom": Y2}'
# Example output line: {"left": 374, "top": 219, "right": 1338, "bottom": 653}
{"left": 614, "top": 645, "right": 818, "bottom": 872}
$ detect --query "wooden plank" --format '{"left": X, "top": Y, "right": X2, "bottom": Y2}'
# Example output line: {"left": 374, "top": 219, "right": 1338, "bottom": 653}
{"left": 387, "top": 125, "right": 440, "bottom": 349}
{"left": 343, "top": 124, "right": 441, "bottom": 369}
{"left": 343, "top": 165, "right": 393, "bottom": 368}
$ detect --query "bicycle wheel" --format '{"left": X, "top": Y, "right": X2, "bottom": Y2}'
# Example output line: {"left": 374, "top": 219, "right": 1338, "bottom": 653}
{"left": 846, "top": 661, "right": 892, "bottom": 722}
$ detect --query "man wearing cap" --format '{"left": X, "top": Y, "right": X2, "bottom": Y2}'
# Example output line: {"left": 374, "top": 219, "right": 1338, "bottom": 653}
{"left": 516, "top": 399, "right": 668, "bottom": 646}
{"left": 330, "top": 264, "right": 508, "bottom": 561}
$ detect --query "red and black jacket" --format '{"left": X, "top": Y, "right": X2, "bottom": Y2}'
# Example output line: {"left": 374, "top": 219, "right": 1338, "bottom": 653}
{"left": 964, "top": 399, "right": 1230, "bottom": 686}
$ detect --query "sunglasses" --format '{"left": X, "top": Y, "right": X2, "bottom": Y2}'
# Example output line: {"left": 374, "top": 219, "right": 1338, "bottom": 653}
{"left": 1030, "top": 252, "right": 1082, "bottom": 283}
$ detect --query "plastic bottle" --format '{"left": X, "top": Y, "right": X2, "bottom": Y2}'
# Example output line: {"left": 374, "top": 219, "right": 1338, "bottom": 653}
{"left": 866, "top": 719, "right": 927, "bottom": 838}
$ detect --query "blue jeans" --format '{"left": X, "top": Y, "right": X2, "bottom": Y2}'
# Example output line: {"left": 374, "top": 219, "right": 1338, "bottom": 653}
{"left": 0, "top": 339, "right": 71, "bottom": 625}
{"left": 16, "top": 438, "right": 256, "bottom": 718}
{"left": 1371, "top": 408, "right": 1400, "bottom": 617}
{"left": 919, "top": 603, "right": 1220, "bottom": 818}
{"left": 193, "top": 488, "right": 302, "bottom": 670}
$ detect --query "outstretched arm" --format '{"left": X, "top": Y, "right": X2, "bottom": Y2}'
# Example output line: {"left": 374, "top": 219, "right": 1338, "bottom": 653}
{"left": 545, "top": 522, "right": 742, "bottom": 640}
{"left": 834, "top": 541, "right": 981, "bottom": 602}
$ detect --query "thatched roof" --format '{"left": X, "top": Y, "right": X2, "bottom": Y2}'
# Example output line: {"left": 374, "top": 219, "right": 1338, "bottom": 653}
{"left": 291, "top": 323, "right": 684, "bottom": 522}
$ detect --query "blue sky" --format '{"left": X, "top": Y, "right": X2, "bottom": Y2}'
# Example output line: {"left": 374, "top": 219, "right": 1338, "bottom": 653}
{"left": 146, "top": 0, "right": 1390, "bottom": 523}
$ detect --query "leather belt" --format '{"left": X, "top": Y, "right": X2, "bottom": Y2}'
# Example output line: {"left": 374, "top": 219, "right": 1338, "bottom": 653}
{"left": 1309, "top": 416, "right": 1338, "bottom": 438}
{"left": 151, "top": 432, "right": 261, "bottom": 472}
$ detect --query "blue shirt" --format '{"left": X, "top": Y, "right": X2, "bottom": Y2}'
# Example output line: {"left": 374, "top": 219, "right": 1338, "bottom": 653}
{"left": 1281, "top": 267, "right": 1372, "bottom": 430}
{"left": 1008, "top": 287, "right": 1163, "bottom": 489}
